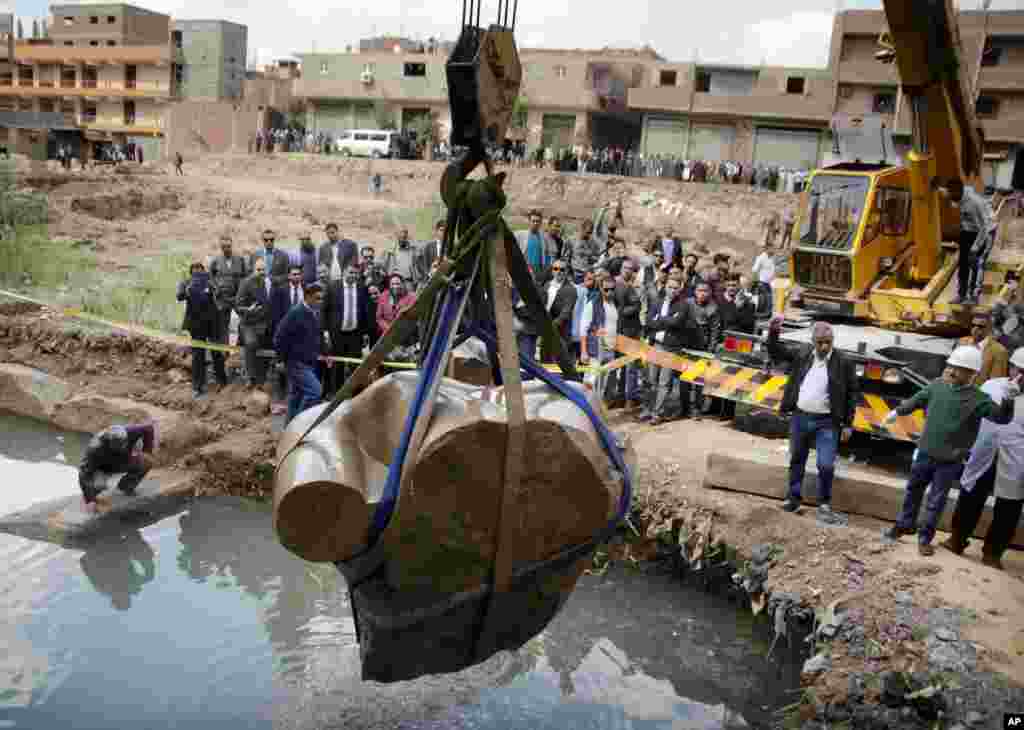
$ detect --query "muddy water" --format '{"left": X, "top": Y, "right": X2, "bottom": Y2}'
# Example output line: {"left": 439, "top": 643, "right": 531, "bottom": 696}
{"left": 0, "top": 417, "right": 805, "bottom": 730}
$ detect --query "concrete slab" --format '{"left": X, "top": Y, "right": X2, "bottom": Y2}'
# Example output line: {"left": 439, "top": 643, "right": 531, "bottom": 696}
{"left": 702, "top": 448, "right": 1024, "bottom": 548}
{"left": 0, "top": 468, "right": 199, "bottom": 545}
{"left": 0, "top": 363, "right": 72, "bottom": 421}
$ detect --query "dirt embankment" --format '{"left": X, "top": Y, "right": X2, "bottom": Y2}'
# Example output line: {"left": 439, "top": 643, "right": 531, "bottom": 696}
{"left": 0, "top": 303, "right": 276, "bottom": 498}
{"left": 28, "top": 154, "right": 790, "bottom": 266}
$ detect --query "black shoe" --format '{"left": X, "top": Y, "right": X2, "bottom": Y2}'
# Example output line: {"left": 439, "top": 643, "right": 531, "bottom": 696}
{"left": 781, "top": 499, "right": 801, "bottom": 512}
{"left": 883, "top": 525, "right": 916, "bottom": 540}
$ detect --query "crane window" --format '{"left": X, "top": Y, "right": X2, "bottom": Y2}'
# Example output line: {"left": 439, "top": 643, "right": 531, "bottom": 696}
{"left": 872, "top": 93, "right": 896, "bottom": 114}
{"left": 799, "top": 174, "right": 870, "bottom": 251}
{"left": 975, "top": 96, "right": 1000, "bottom": 118}
{"left": 876, "top": 188, "right": 912, "bottom": 236}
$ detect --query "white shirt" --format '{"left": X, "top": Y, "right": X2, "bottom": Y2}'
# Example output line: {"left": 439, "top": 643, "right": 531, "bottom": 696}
{"left": 547, "top": 280, "right": 561, "bottom": 311}
{"left": 752, "top": 252, "right": 776, "bottom": 285}
{"left": 580, "top": 298, "right": 619, "bottom": 353}
{"left": 341, "top": 284, "right": 358, "bottom": 331}
{"left": 329, "top": 243, "right": 344, "bottom": 281}
{"left": 796, "top": 352, "right": 832, "bottom": 414}
{"left": 655, "top": 298, "right": 670, "bottom": 343}
{"left": 290, "top": 285, "right": 303, "bottom": 307}
{"left": 960, "top": 378, "right": 1024, "bottom": 500}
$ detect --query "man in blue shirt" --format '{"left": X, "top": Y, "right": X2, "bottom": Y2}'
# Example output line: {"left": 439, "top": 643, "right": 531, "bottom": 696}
{"left": 516, "top": 209, "right": 549, "bottom": 278}
{"left": 273, "top": 282, "right": 326, "bottom": 423}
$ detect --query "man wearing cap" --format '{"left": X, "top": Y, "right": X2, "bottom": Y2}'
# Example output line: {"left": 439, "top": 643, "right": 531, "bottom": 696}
{"left": 883, "top": 345, "right": 1018, "bottom": 555}
{"left": 943, "top": 347, "right": 1024, "bottom": 569}
{"left": 251, "top": 229, "right": 291, "bottom": 289}
{"left": 274, "top": 282, "right": 326, "bottom": 423}
{"left": 318, "top": 223, "right": 359, "bottom": 284}
{"left": 767, "top": 318, "right": 859, "bottom": 524}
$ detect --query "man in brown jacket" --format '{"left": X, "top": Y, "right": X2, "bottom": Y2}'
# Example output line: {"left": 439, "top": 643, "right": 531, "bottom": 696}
{"left": 961, "top": 313, "right": 1008, "bottom": 385}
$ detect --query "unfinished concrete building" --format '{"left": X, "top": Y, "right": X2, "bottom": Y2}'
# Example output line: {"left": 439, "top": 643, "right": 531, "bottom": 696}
{"left": 172, "top": 19, "right": 247, "bottom": 101}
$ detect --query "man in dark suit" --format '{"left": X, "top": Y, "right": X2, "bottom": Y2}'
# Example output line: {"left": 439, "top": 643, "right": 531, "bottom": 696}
{"left": 539, "top": 259, "right": 578, "bottom": 363}
{"left": 235, "top": 257, "right": 272, "bottom": 387}
{"left": 767, "top": 318, "right": 859, "bottom": 523}
{"left": 642, "top": 274, "right": 697, "bottom": 424}
{"left": 324, "top": 264, "right": 370, "bottom": 395}
{"left": 274, "top": 282, "right": 326, "bottom": 424}
{"left": 414, "top": 219, "right": 447, "bottom": 287}
{"left": 270, "top": 265, "right": 305, "bottom": 341}
{"left": 319, "top": 222, "right": 359, "bottom": 283}
{"left": 251, "top": 228, "right": 292, "bottom": 288}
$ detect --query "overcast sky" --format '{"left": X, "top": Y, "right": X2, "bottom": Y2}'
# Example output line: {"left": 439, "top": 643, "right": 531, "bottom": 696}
{"left": 3, "top": 0, "right": 1022, "bottom": 70}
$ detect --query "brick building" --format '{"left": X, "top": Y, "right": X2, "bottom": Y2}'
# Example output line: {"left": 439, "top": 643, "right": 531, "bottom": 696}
{"left": 172, "top": 19, "right": 247, "bottom": 100}
{"left": 294, "top": 9, "right": 1024, "bottom": 186}
{"left": 0, "top": 2, "right": 252, "bottom": 161}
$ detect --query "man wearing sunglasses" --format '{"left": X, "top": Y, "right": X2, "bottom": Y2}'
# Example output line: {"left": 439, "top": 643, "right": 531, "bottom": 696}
{"left": 580, "top": 276, "right": 620, "bottom": 400}
{"left": 540, "top": 259, "right": 578, "bottom": 363}
{"left": 250, "top": 228, "right": 291, "bottom": 289}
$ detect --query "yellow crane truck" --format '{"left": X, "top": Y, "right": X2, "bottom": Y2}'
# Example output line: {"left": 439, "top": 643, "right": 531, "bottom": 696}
{"left": 668, "top": 0, "right": 1022, "bottom": 444}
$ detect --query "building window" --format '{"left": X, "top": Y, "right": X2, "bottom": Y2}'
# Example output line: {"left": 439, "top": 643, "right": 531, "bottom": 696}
{"left": 362, "top": 63, "right": 375, "bottom": 74}
{"left": 786, "top": 76, "right": 805, "bottom": 94}
{"left": 695, "top": 70, "right": 711, "bottom": 93}
{"left": 107, "top": 40, "right": 116, "bottom": 46}
{"left": 320, "top": 61, "right": 328, "bottom": 73}
{"left": 64, "top": 41, "right": 74, "bottom": 47}
{"left": 981, "top": 44, "right": 1003, "bottom": 67}
{"left": 554, "top": 65, "right": 567, "bottom": 79}
{"left": 124, "top": 100, "right": 135, "bottom": 125}
{"left": 89, "top": 40, "right": 99, "bottom": 47}
{"left": 838, "top": 83, "right": 853, "bottom": 99}
{"left": 82, "top": 104, "right": 97, "bottom": 123}
{"left": 107, "top": 15, "right": 116, "bottom": 23}
{"left": 39, "top": 100, "right": 55, "bottom": 113}
{"left": 403, "top": 62, "right": 426, "bottom": 77}
{"left": 872, "top": 92, "right": 896, "bottom": 114}
{"left": 89, "top": 16, "right": 98, "bottom": 24}
{"left": 63, "top": 16, "right": 74, "bottom": 25}
{"left": 975, "top": 95, "right": 999, "bottom": 118}
{"left": 659, "top": 69, "right": 677, "bottom": 87}
{"left": 171, "top": 30, "right": 182, "bottom": 49}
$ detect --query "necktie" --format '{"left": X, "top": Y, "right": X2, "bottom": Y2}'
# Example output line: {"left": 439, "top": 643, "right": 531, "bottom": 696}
{"left": 292, "top": 287, "right": 299, "bottom": 306}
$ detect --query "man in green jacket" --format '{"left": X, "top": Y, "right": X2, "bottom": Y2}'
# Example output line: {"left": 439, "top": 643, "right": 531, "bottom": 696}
{"left": 883, "top": 345, "right": 1019, "bottom": 555}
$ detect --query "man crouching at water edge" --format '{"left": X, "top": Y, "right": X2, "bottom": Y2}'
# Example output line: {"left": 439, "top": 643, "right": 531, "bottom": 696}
{"left": 78, "top": 421, "right": 158, "bottom": 512}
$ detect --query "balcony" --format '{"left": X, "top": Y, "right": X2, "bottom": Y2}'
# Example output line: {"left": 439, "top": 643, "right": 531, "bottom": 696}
{"left": 0, "top": 78, "right": 174, "bottom": 98}
{"left": 981, "top": 117, "right": 1024, "bottom": 143}
{"left": 690, "top": 92, "right": 833, "bottom": 122}
{"left": 79, "top": 120, "right": 163, "bottom": 136}
{"left": 837, "top": 60, "right": 901, "bottom": 87}
{"left": 12, "top": 44, "right": 173, "bottom": 67}
{"left": 293, "top": 76, "right": 447, "bottom": 104}
{"left": 627, "top": 84, "right": 694, "bottom": 113}
{"left": 978, "top": 67, "right": 1024, "bottom": 92}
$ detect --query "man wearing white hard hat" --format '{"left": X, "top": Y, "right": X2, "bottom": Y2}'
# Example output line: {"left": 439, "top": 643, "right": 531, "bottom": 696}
{"left": 883, "top": 345, "right": 1018, "bottom": 556}
{"left": 942, "top": 347, "right": 1024, "bottom": 569}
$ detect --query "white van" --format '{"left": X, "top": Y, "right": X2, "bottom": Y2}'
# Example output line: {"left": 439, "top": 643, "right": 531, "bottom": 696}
{"left": 335, "top": 129, "right": 398, "bottom": 158}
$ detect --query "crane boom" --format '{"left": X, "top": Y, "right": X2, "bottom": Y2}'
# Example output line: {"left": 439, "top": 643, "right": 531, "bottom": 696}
{"left": 881, "top": 0, "right": 983, "bottom": 188}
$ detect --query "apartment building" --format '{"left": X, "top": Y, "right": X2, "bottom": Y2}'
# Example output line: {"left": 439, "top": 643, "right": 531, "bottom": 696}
{"left": 172, "top": 20, "right": 247, "bottom": 100}
{"left": 294, "top": 9, "right": 1024, "bottom": 183}
{"left": 830, "top": 9, "right": 1024, "bottom": 190}
{"left": 0, "top": 3, "right": 180, "bottom": 160}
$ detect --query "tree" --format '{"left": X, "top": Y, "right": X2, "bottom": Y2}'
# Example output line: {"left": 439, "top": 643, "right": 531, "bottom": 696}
{"left": 511, "top": 93, "right": 529, "bottom": 130}
{"left": 373, "top": 102, "right": 396, "bottom": 130}
{"left": 31, "top": 19, "right": 39, "bottom": 39}
{"left": 16, "top": 18, "right": 23, "bottom": 39}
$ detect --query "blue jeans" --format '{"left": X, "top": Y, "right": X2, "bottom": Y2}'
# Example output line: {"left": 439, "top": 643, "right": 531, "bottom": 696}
{"left": 610, "top": 360, "right": 639, "bottom": 402}
{"left": 517, "top": 333, "right": 539, "bottom": 361}
{"left": 286, "top": 361, "right": 322, "bottom": 424}
{"left": 896, "top": 452, "right": 964, "bottom": 545}
{"left": 788, "top": 412, "right": 838, "bottom": 505}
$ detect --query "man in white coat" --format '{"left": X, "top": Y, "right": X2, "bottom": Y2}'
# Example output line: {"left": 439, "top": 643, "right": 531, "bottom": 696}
{"left": 943, "top": 347, "right": 1024, "bottom": 569}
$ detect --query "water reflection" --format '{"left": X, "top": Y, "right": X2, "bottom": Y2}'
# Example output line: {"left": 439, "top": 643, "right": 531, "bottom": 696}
{"left": 0, "top": 497, "right": 800, "bottom": 730}
{"left": 0, "top": 412, "right": 91, "bottom": 516}
{"left": 79, "top": 531, "right": 156, "bottom": 611}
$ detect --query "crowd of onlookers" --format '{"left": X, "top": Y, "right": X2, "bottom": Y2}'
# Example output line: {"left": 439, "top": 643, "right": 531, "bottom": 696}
{"left": 173, "top": 204, "right": 792, "bottom": 431}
